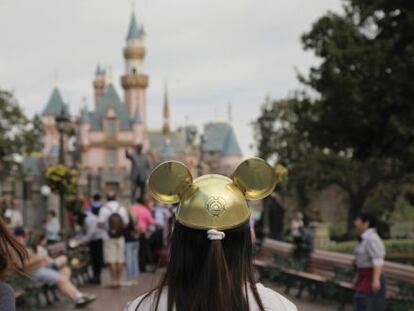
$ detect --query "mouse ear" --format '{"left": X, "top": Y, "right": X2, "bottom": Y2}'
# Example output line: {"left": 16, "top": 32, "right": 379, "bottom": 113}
{"left": 148, "top": 161, "right": 193, "bottom": 204}
{"left": 232, "top": 158, "right": 277, "bottom": 200}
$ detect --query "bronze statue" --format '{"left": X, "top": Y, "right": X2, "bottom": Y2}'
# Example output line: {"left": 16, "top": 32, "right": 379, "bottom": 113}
{"left": 125, "top": 144, "right": 150, "bottom": 202}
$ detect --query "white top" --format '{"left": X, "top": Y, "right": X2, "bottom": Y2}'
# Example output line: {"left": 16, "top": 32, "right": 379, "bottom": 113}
{"left": 45, "top": 217, "right": 61, "bottom": 241}
{"left": 80, "top": 211, "right": 106, "bottom": 242}
{"left": 355, "top": 228, "right": 386, "bottom": 267}
{"left": 125, "top": 283, "right": 297, "bottom": 311}
{"left": 98, "top": 201, "right": 129, "bottom": 240}
{"left": 4, "top": 208, "right": 23, "bottom": 229}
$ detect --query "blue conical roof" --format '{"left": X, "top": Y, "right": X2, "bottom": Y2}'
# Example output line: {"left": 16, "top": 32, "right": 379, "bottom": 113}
{"left": 127, "top": 13, "right": 144, "bottom": 40}
{"left": 91, "top": 84, "right": 131, "bottom": 131}
{"left": 42, "top": 87, "right": 66, "bottom": 117}
{"left": 202, "top": 122, "right": 242, "bottom": 156}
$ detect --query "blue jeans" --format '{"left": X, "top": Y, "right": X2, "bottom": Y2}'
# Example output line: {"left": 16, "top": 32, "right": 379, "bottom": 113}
{"left": 125, "top": 241, "right": 140, "bottom": 280}
{"left": 353, "top": 274, "right": 386, "bottom": 311}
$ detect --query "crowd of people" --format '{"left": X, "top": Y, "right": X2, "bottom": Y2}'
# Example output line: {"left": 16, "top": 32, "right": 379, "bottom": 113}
{"left": 0, "top": 191, "right": 176, "bottom": 309}
{"left": 76, "top": 191, "right": 176, "bottom": 288}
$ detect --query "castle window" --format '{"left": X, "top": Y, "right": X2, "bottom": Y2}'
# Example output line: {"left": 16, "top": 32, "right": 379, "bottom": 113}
{"left": 106, "top": 118, "right": 117, "bottom": 137}
{"left": 132, "top": 67, "right": 137, "bottom": 75}
{"left": 107, "top": 149, "right": 117, "bottom": 166}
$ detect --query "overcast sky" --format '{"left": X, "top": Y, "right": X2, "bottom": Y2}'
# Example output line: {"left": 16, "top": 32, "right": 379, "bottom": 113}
{"left": 0, "top": 0, "right": 342, "bottom": 156}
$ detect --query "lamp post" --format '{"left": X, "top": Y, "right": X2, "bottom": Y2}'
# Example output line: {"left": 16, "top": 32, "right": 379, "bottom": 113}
{"left": 40, "top": 184, "right": 51, "bottom": 228}
{"left": 55, "top": 106, "right": 70, "bottom": 232}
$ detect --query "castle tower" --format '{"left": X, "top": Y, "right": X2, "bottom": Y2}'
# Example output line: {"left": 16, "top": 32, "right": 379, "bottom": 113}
{"left": 93, "top": 64, "right": 105, "bottom": 107}
{"left": 121, "top": 12, "right": 149, "bottom": 124}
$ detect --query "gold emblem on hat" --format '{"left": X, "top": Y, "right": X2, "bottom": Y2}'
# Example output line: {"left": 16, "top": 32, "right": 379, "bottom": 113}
{"left": 206, "top": 196, "right": 227, "bottom": 217}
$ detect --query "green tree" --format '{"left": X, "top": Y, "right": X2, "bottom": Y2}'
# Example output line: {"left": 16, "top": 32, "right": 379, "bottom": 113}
{"left": 255, "top": 1, "right": 414, "bottom": 236}
{"left": 0, "top": 89, "right": 43, "bottom": 177}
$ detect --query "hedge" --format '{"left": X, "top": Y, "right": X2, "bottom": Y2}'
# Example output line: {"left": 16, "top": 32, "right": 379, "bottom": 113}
{"left": 323, "top": 239, "right": 414, "bottom": 265}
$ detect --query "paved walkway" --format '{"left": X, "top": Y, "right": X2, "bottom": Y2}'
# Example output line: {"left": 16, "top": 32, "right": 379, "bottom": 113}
{"left": 45, "top": 271, "right": 349, "bottom": 311}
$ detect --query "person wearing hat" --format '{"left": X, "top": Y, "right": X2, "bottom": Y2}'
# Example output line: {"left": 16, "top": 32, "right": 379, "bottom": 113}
{"left": 126, "top": 158, "right": 297, "bottom": 311}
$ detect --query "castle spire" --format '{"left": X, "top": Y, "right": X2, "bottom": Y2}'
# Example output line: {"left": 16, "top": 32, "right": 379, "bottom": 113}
{"left": 162, "top": 84, "right": 171, "bottom": 139}
{"left": 127, "top": 12, "right": 144, "bottom": 40}
{"left": 93, "top": 63, "right": 105, "bottom": 107}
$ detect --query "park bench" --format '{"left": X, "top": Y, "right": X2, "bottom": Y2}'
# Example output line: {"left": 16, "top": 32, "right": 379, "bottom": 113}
{"left": 66, "top": 245, "right": 92, "bottom": 285}
{"left": 7, "top": 242, "right": 93, "bottom": 310}
{"left": 47, "top": 241, "right": 67, "bottom": 258}
{"left": 255, "top": 256, "right": 328, "bottom": 301}
{"left": 255, "top": 238, "right": 414, "bottom": 310}
{"left": 6, "top": 273, "right": 60, "bottom": 310}
{"left": 47, "top": 241, "right": 92, "bottom": 285}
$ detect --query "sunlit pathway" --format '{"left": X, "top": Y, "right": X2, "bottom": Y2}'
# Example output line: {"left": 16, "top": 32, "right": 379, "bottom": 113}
{"left": 43, "top": 270, "right": 347, "bottom": 311}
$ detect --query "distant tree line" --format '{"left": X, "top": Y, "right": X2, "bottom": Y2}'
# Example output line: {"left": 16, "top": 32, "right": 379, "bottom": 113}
{"left": 0, "top": 89, "right": 43, "bottom": 179}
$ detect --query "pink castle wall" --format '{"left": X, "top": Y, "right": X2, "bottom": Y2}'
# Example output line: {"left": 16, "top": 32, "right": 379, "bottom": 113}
{"left": 125, "top": 88, "right": 146, "bottom": 125}
{"left": 42, "top": 116, "right": 59, "bottom": 155}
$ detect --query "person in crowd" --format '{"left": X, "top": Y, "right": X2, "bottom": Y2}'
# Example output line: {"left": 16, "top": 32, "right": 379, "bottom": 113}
{"left": 133, "top": 197, "right": 156, "bottom": 273}
{"left": 152, "top": 202, "right": 172, "bottom": 243}
{"left": 4, "top": 198, "right": 23, "bottom": 230}
{"left": 44, "top": 210, "right": 61, "bottom": 244}
{"left": 77, "top": 204, "right": 105, "bottom": 284}
{"left": 98, "top": 190, "right": 129, "bottom": 288}
{"left": 0, "top": 217, "right": 28, "bottom": 311}
{"left": 30, "top": 233, "right": 71, "bottom": 279}
{"left": 124, "top": 205, "right": 141, "bottom": 285}
{"left": 151, "top": 202, "right": 172, "bottom": 264}
{"left": 126, "top": 158, "right": 297, "bottom": 311}
{"left": 353, "top": 213, "right": 386, "bottom": 311}
{"left": 290, "top": 211, "right": 304, "bottom": 240}
{"left": 14, "top": 227, "right": 96, "bottom": 308}
{"left": 90, "top": 193, "right": 103, "bottom": 215}
{"left": 292, "top": 220, "right": 314, "bottom": 269}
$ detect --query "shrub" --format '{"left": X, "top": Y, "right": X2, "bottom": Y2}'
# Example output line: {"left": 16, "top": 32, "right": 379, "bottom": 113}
{"left": 323, "top": 239, "right": 414, "bottom": 265}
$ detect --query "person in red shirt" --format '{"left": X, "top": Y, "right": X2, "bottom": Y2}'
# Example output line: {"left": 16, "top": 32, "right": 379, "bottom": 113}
{"left": 133, "top": 198, "right": 155, "bottom": 233}
{"left": 133, "top": 198, "right": 156, "bottom": 272}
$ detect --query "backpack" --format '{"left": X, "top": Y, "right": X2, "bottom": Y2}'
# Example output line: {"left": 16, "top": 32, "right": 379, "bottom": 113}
{"left": 106, "top": 205, "right": 125, "bottom": 238}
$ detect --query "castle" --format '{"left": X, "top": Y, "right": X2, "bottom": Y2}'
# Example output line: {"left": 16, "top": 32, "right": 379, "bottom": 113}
{"left": 40, "top": 12, "right": 243, "bottom": 196}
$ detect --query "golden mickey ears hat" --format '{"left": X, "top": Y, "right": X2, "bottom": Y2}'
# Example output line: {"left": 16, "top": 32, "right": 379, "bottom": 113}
{"left": 148, "top": 157, "right": 277, "bottom": 230}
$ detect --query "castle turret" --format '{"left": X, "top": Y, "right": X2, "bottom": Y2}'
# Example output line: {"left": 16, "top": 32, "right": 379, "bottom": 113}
{"left": 93, "top": 64, "right": 105, "bottom": 107}
{"left": 121, "top": 12, "right": 149, "bottom": 124}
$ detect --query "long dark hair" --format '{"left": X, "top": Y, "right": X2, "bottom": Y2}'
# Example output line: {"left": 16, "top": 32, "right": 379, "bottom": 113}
{"left": 137, "top": 221, "right": 265, "bottom": 311}
{"left": 0, "top": 218, "right": 28, "bottom": 277}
